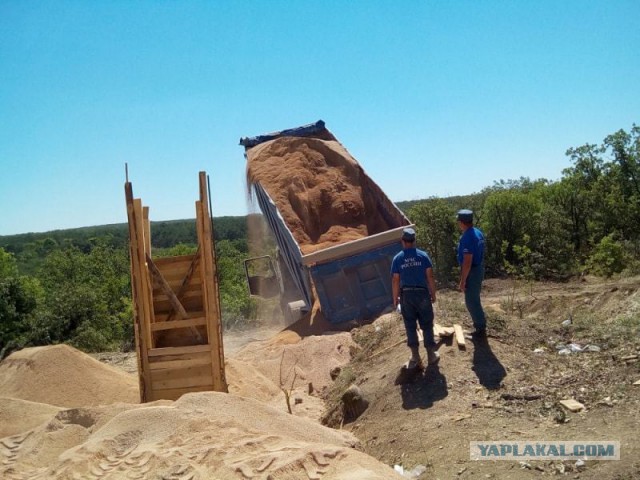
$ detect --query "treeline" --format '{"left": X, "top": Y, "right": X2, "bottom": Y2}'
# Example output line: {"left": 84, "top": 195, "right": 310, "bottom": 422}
{"left": 1, "top": 124, "right": 638, "bottom": 357}
{"left": 408, "top": 124, "right": 640, "bottom": 284}
{"left": 0, "top": 216, "right": 254, "bottom": 358}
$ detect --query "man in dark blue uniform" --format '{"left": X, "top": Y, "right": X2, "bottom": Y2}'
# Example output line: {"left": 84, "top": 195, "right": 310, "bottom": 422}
{"left": 391, "top": 227, "right": 439, "bottom": 368}
{"left": 457, "top": 209, "right": 487, "bottom": 337}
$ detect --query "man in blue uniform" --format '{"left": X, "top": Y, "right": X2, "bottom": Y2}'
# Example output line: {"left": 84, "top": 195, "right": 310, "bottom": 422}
{"left": 457, "top": 209, "right": 487, "bottom": 337}
{"left": 391, "top": 227, "right": 439, "bottom": 368}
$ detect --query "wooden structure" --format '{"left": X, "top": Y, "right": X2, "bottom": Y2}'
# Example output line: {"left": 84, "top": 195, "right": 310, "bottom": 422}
{"left": 125, "top": 171, "right": 227, "bottom": 402}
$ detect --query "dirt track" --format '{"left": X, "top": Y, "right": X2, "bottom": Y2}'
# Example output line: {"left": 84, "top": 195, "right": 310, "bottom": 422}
{"left": 328, "top": 276, "right": 640, "bottom": 479}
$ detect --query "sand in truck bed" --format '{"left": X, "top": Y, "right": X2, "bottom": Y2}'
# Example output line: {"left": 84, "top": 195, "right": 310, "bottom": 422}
{"left": 246, "top": 136, "right": 406, "bottom": 254}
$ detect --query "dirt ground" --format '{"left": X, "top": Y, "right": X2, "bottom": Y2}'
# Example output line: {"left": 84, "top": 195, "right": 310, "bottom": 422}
{"left": 90, "top": 276, "right": 640, "bottom": 479}
{"left": 325, "top": 276, "right": 640, "bottom": 479}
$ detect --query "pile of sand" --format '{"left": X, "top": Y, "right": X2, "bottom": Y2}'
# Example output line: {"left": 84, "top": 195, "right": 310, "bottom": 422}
{"left": 0, "top": 338, "right": 395, "bottom": 478}
{"left": 0, "top": 344, "right": 139, "bottom": 407}
{"left": 0, "top": 397, "right": 62, "bottom": 438}
{"left": 234, "top": 331, "right": 355, "bottom": 394}
{"left": 246, "top": 136, "right": 403, "bottom": 254}
{"left": 1, "top": 392, "right": 399, "bottom": 480}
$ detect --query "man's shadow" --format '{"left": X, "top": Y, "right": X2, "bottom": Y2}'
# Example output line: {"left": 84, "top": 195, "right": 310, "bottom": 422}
{"left": 471, "top": 336, "right": 506, "bottom": 389}
{"left": 399, "top": 362, "right": 448, "bottom": 410}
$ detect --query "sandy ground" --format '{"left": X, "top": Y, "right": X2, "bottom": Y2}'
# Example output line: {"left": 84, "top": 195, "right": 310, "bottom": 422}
{"left": 1, "top": 276, "right": 639, "bottom": 479}
{"left": 0, "top": 322, "right": 396, "bottom": 479}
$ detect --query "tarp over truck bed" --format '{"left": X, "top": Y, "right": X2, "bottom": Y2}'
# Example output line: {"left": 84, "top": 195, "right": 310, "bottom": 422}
{"left": 241, "top": 120, "right": 412, "bottom": 323}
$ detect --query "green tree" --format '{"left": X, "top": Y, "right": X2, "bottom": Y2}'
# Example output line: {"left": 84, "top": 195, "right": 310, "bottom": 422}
{"left": 408, "top": 199, "right": 457, "bottom": 283}
{"left": 483, "top": 189, "right": 542, "bottom": 270}
{"left": 33, "top": 241, "right": 132, "bottom": 351}
{"left": 0, "top": 248, "right": 42, "bottom": 357}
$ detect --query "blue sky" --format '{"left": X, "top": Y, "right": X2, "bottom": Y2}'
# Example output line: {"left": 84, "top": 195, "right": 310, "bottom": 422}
{"left": 1, "top": 1, "right": 638, "bottom": 235}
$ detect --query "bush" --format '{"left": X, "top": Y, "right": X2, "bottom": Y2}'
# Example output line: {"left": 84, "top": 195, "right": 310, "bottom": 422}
{"left": 585, "top": 234, "right": 627, "bottom": 277}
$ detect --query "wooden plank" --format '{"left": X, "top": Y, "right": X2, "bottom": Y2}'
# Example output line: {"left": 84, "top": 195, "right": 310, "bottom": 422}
{"left": 559, "top": 399, "right": 585, "bottom": 412}
{"left": 149, "top": 350, "right": 210, "bottom": 364}
{"left": 134, "top": 199, "right": 155, "bottom": 352}
{"left": 143, "top": 206, "right": 151, "bottom": 256}
{"left": 147, "top": 254, "right": 189, "bottom": 319}
{"left": 152, "top": 374, "right": 214, "bottom": 391}
{"left": 125, "top": 184, "right": 153, "bottom": 403}
{"left": 153, "top": 288, "right": 202, "bottom": 304}
{"left": 441, "top": 327, "right": 455, "bottom": 336}
{"left": 154, "top": 310, "right": 205, "bottom": 323}
{"left": 150, "top": 317, "right": 207, "bottom": 332}
{"left": 153, "top": 283, "right": 201, "bottom": 298}
{"left": 147, "top": 253, "right": 203, "bottom": 343}
{"left": 301, "top": 224, "right": 415, "bottom": 266}
{"left": 152, "top": 296, "right": 203, "bottom": 315}
{"left": 454, "top": 324, "right": 466, "bottom": 349}
{"left": 198, "top": 171, "right": 227, "bottom": 392}
{"left": 434, "top": 324, "right": 454, "bottom": 337}
{"left": 151, "top": 364, "right": 212, "bottom": 382}
{"left": 166, "top": 247, "right": 201, "bottom": 322}
{"left": 148, "top": 344, "right": 212, "bottom": 357}
{"left": 149, "top": 356, "right": 212, "bottom": 371}
{"left": 155, "top": 263, "right": 200, "bottom": 281}
{"left": 149, "top": 384, "right": 214, "bottom": 401}
{"left": 154, "top": 254, "right": 198, "bottom": 266}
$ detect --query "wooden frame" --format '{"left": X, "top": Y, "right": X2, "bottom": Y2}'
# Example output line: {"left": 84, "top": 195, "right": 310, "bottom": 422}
{"left": 125, "top": 171, "right": 227, "bottom": 402}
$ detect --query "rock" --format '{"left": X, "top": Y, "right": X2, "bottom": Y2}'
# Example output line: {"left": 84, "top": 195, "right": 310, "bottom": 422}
{"left": 575, "top": 459, "right": 586, "bottom": 471}
{"left": 341, "top": 385, "right": 369, "bottom": 422}
{"left": 330, "top": 366, "right": 342, "bottom": 380}
{"left": 519, "top": 461, "right": 532, "bottom": 469}
{"left": 559, "top": 399, "right": 585, "bottom": 412}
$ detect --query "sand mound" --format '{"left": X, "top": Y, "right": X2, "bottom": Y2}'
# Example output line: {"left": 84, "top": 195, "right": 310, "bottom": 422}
{"left": 247, "top": 136, "right": 403, "bottom": 254}
{"left": 0, "top": 397, "right": 62, "bottom": 438}
{"left": 226, "top": 357, "right": 282, "bottom": 402}
{"left": 235, "top": 332, "right": 355, "bottom": 394}
{"left": 227, "top": 357, "right": 326, "bottom": 421}
{"left": 1, "top": 392, "right": 399, "bottom": 479}
{"left": 0, "top": 344, "right": 139, "bottom": 407}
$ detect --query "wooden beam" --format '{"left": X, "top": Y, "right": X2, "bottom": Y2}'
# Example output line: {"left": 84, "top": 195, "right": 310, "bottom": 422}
{"left": 125, "top": 182, "right": 153, "bottom": 402}
{"left": 147, "top": 254, "right": 189, "bottom": 318}
{"left": 198, "top": 171, "right": 227, "bottom": 393}
{"left": 134, "top": 199, "right": 155, "bottom": 352}
{"left": 166, "top": 247, "right": 201, "bottom": 322}
{"left": 152, "top": 375, "right": 214, "bottom": 391}
{"left": 150, "top": 317, "right": 207, "bottom": 332}
{"left": 143, "top": 206, "right": 151, "bottom": 256}
{"left": 149, "top": 356, "right": 212, "bottom": 371}
{"left": 146, "top": 253, "right": 203, "bottom": 343}
{"left": 148, "top": 344, "right": 212, "bottom": 357}
{"left": 453, "top": 324, "right": 466, "bottom": 349}
{"left": 148, "top": 384, "right": 214, "bottom": 401}
{"left": 150, "top": 364, "right": 212, "bottom": 382}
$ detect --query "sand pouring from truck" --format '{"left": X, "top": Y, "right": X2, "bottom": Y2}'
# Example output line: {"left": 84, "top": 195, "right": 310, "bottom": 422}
{"left": 239, "top": 120, "right": 414, "bottom": 332}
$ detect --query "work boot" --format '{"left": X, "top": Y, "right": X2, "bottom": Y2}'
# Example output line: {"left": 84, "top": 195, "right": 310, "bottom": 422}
{"left": 407, "top": 346, "right": 422, "bottom": 369}
{"left": 426, "top": 347, "right": 440, "bottom": 366}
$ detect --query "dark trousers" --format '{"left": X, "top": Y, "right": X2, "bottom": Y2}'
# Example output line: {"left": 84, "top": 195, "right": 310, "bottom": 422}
{"left": 465, "top": 265, "right": 486, "bottom": 330}
{"left": 401, "top": 289, "right": 436, "bottom": 348}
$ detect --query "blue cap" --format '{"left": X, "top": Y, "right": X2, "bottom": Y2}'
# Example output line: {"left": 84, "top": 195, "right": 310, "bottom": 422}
{"left": 401, "top": 227, "right": 416, "bottom": 241}
{"left": 457, "top": 209, "right": 473, "bottom": 223}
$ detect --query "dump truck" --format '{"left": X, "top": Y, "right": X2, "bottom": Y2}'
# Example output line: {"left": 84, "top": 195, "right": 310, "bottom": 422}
{"left": 240, "top": 120, "right": 413, "bottom": 325}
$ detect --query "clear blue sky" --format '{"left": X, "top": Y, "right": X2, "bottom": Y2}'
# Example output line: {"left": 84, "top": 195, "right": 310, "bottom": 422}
{"left": 1, "top": 1, "right": 638, "bottom": 235}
